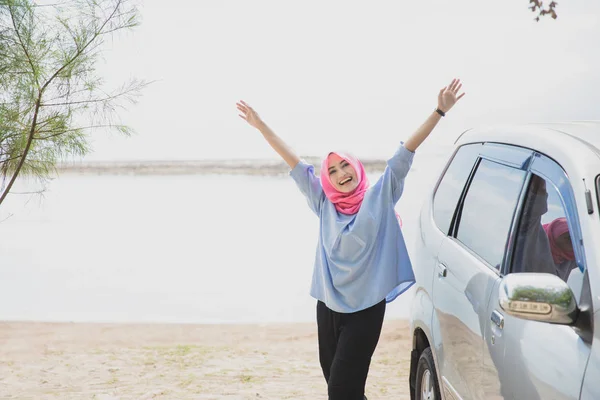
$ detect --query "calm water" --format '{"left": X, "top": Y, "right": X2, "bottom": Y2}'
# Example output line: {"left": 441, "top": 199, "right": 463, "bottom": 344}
{"left": 0, "top": 152, "right": 447, "bottom": 324}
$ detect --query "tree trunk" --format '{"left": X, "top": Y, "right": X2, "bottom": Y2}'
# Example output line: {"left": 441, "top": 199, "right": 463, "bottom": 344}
{"left": 0, "top": 96, "right": 41, "bottom": 206}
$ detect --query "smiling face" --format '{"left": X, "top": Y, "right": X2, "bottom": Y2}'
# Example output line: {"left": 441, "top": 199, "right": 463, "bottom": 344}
{"left": 326, "top": 153, "right": 358, "bottom": 193}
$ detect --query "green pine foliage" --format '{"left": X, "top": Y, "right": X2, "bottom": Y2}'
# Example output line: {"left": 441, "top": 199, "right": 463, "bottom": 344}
{"left": 0, "top": 0, "right": 147, "bottom": 204}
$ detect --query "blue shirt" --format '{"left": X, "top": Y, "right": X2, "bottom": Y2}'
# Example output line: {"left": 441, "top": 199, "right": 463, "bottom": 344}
{"left": 290, "top": 144, "right": 416, "bottom": 313}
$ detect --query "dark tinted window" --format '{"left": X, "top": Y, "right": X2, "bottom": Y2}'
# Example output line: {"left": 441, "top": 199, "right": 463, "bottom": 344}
{"left": 512, "top": 174, "right": 580, "bottom": 284}
{"left": 433, "top": 144, "right": 481, "bottom": 234}
{"left": 456, "top": 159, "right": 526, "bottom": 268}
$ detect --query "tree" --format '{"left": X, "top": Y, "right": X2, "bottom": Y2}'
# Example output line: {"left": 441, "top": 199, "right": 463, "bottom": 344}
{"left": 0, "top": 0, "right": 147, "bottom": 206}
{"left": 529, "top": 0, "right": 558, "bottom": 21}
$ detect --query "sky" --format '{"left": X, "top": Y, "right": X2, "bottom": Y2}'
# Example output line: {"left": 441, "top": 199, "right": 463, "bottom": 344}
{"left": 76, "top": 0, "right": 600, "bottom": 162}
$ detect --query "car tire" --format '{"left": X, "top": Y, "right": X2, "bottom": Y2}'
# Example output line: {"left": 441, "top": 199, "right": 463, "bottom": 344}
{"left": 415, "top": 347, "right": 442, "bottom": 400}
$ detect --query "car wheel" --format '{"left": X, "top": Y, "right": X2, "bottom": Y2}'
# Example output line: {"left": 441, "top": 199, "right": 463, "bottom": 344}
{"left": 415, "top": 347, "right": 441, "bottom": 400}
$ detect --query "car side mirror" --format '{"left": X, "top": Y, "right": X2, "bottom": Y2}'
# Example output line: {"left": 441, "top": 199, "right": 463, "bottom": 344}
{"left": 499, "top": 273, "right": 578, "bottom": 325}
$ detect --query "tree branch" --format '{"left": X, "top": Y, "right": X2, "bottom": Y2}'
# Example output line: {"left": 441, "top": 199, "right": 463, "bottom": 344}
{"left": 0, "top": 96, "right": 42, "bottom": 205}
{"left": 0, "top": 132, "right": 24, "bottom": 143}
{"left": 0, "top": 154, "right": 24, "bottom": 165}
{"left": 41, "top": 84, "right": 140, "bottom": 107}
{"left": 0, "top": 0, "right": 143, "bottom": 204}
{"left": 8, "top": 3, "right": 41, "bottom": 90}
{"left": 34, "top": 123, "right": 128, "bottom": 140}
{"left": 40, "top": 0, "right": 125, "bottom": 93}
{"left": 42, "top": 85, "right": 96, "bottom": 103}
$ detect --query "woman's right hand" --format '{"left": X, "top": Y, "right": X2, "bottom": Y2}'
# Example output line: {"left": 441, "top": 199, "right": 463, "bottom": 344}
{"left": 237, "top": 100, "right": 264, "bottom": 130}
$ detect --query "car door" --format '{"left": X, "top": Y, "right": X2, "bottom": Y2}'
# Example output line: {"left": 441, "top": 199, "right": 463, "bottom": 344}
{"left": 432, "top": 143, "right": 532, "bottom": 399}
{"left": 483, "top": 152, "right": 593, "bottom": 400}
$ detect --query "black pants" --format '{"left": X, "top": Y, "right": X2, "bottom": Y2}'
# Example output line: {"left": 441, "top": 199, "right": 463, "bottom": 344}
{"left": 317, "top": 299, "right": 386, "bottom": 400}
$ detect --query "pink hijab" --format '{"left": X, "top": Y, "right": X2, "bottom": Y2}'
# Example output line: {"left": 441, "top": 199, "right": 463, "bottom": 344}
{"left": 542, "top": 217, "right": 575, "bottom": 264}
{"left": 320, "top": 152, "right": 369, "bottom": 215}
{"left": 320, "top": 152, "right": 404, "bottom": 226}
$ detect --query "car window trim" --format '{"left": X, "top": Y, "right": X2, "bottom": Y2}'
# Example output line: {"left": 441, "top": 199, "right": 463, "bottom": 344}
{"left": 501, "top": 171, "right": 533, "bottom": 276}
{"left": 431, "top": 143, "right": 484, "bottom": 236}
{"left": 449, "top": 144, "right": 533, "bottom": 239}
{"left": 447, "top": 236, "right": 502, "bottom": 276}
{"left": 596, "top": 174, "right": 600, "bottom": 219}
{"left": 477, "top": 142, "right": 534, "bottom": 170}
{"left": 527, "top": 153, "right": 588, "bottom": 273}
{"left": 448, "top": 157, "right": 481, "bottom": 237}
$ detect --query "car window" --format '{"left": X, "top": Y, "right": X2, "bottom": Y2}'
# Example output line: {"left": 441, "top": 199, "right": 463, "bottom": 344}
{"left": 433, "top": 144, "right": 481, "bottom": 234}
{"left": 511, "top": 174, "right": 583, "bottom": 299}
{"left": 455, "top": 159, "right": 527, "bottom": 269}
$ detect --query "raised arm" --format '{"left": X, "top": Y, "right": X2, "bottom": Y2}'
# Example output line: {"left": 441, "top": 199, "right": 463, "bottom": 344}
{"left": 404, "top": 78, "right": 466, "bottom": 152}
{"left": 237, "top": 100, "right": 324, "bottom": 214}
{"left": 236, "top": 100, "right": 300, "bottom": 169}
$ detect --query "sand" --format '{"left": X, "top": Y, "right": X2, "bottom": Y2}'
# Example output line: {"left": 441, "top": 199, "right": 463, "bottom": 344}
{"left": 0, "top": 319, "right": 412, "bottom": 399}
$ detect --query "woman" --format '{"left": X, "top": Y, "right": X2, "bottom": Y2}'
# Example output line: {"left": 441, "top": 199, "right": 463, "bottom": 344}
{"left": 236, "top": 78, "right": 465, "bottom": 399}
{"left": 513, "top": 177, "right": 577, "bottom": 282}
{"left": 543, "top": 217, "right": 576, "bottom": 281}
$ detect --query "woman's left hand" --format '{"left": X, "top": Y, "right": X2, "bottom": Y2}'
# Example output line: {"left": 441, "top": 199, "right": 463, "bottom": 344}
{"left": 438, "top": 78, "right": 466, "bottom": 113}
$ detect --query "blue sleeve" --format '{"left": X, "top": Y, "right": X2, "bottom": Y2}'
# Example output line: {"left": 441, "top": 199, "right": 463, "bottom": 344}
{"left": 289, "top": 160, "right": 325, "bottom": 216}
{"left": 386, "top": 143, "right": 415, "bottom": 204}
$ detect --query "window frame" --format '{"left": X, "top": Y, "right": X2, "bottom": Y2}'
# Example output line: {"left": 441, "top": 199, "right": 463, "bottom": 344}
{"left": 431, "top": 142, "right": 483, "bottom": 235}
{"left": 449, "top": 143, "right": 534, "bottom": 238}
{"left": 450, "top": 156, "right": 530, "bottom": 272}
{"left": 504, "top": 152, "right": 588, "bottom": 276}
{"left": 441, "top": 143, "right": 532, "bottom": 272}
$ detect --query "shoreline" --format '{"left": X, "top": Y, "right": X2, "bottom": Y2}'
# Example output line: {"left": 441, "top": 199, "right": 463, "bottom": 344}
{"left": 55, "top": 158, "right": 389, "bottom": 176}
{"left": 0, "top": 319, "right": 412, "bottom": 399}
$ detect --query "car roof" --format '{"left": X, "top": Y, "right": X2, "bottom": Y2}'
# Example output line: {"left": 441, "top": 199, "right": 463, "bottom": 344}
{"left": 456, "top": 121, "right": 600, "bottom": 155}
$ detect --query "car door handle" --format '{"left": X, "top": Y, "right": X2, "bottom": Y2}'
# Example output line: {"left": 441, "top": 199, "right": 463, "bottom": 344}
{"left": 491, "top": 310, "right": 504, "bottom": 330}
{"left": 437, "top": 263, "right": 447, "bottom": 278}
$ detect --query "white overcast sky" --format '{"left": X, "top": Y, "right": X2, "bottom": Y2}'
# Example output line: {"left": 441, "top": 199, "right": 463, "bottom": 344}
{"left": 80, "top": 0, "right": 600, "bottom": 161}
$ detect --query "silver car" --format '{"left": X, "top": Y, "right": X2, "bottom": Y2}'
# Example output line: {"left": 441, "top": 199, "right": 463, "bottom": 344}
{"left": 408, "top": 122, "right": 600, "bottom": 400}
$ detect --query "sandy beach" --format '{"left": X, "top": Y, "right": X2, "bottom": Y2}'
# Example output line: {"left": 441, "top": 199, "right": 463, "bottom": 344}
{"left": 0, "top": 319, "right": 412, "bottom": 399}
